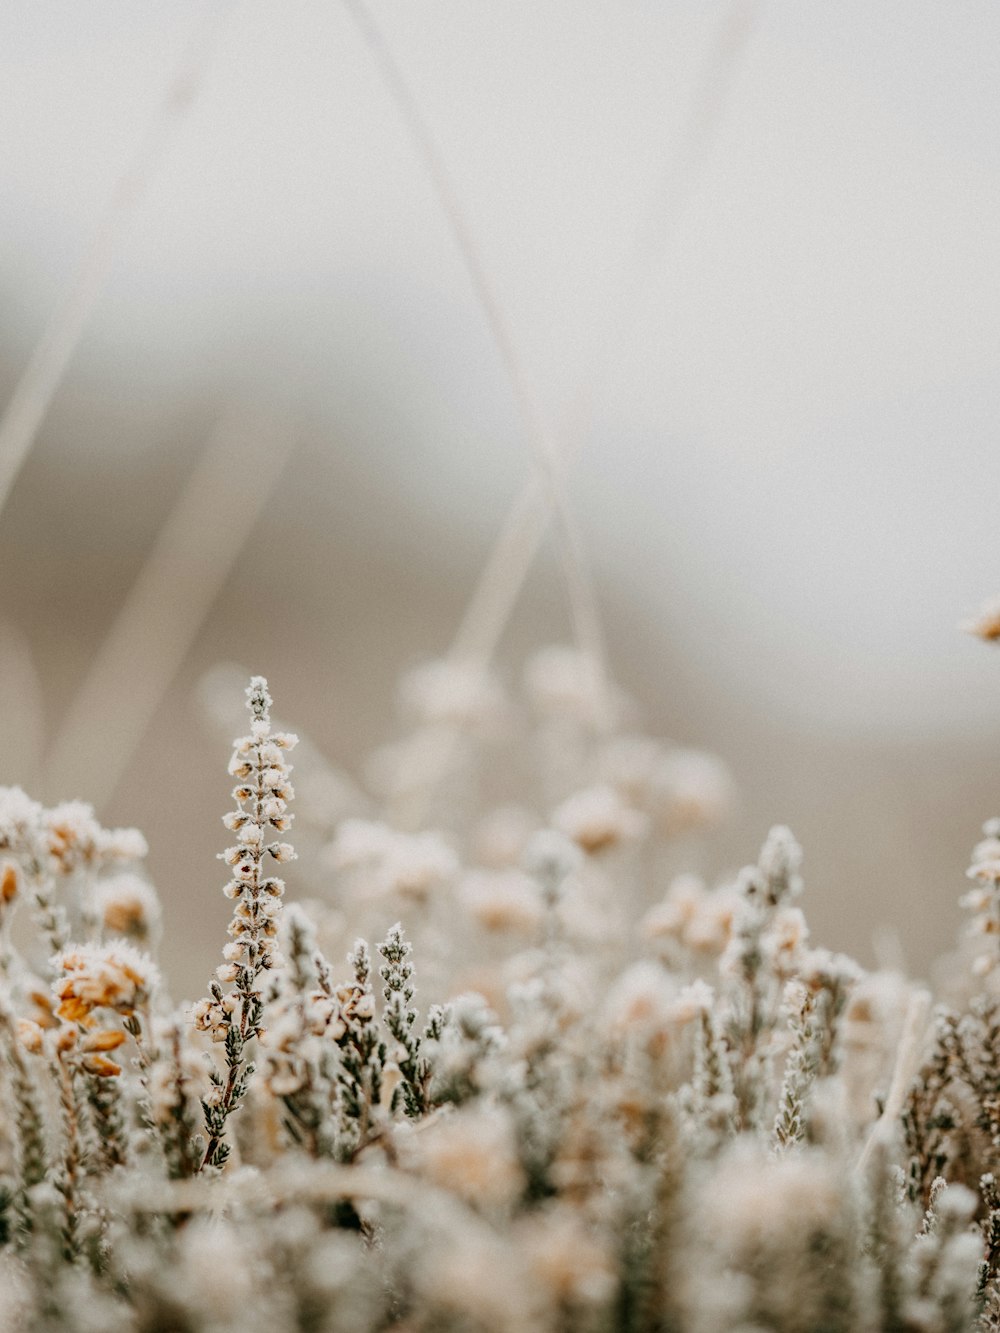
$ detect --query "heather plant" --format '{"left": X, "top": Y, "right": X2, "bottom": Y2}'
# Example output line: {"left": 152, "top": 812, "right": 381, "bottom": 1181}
{"left": 1, "top": 0, "right": 988, "bottom": 1325}
{"left": 1, "top": 655, "right": 1000, "bottom": 1331}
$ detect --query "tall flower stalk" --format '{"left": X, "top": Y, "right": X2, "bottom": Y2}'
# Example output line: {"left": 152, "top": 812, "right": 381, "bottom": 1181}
{"left": 194, "top": 676, "right": 297, "bottom": 1170}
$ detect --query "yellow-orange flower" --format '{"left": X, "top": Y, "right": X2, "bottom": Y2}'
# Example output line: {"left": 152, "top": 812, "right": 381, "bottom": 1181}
{"left": 52, "top": 942, "right": 159, "bottom": 1025}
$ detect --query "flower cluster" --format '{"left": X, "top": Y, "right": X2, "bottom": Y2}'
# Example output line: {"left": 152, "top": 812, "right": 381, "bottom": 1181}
{"left": 193, "top": 675, "right": 297, "bottom": 1168}
{"left": 963, "top": 818, "right": 1000, "bottom": 981}
{"left": 0, "top": 662, "right": 999, "bottom": 1332}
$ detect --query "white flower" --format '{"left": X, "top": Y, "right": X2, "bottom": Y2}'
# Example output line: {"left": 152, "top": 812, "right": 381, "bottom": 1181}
{"left": 237, "top": 822, "right": 264, "bottom": 847}
{"left": 92, "top": 872, "right": 161, "bottom": 940}
{"left": 605, "top": 961, "right": 677, "bottom": 1036}
{"left": 326, "top": 818, "right": 397, "bottom": 871}
{"left": 642, "top": 875, "right": 739, "bottom": 955}
{"left": 98, "top": 826, "right": 149, "bottom": 863}
{"left": 642, "top": 873, "right": 704, "bottom": 941}
{"left": 550, "top": 784, "right": 647, "bottom": 855}
{"left": 459, "top": 869, "right": 543, "bottom": 935}
{"left": 52, "top": 942, "right": 160, "bottom": 1020}
{"left": 649, "top": 748, "right": 733, "bottom": 835}
{"left": 667, "top": 978, "right": 715, "bottom": 1025}
{"left": 524, "top": 645, "right": 623, "bottom": 725}
{"left": 764, "top": 906, "right": 810, "bottom": 975}
{"left": 399, "top": 657, "right": 508, "bottom": 730}
{"left": 0, "top": 787, "right": 43, "bottom": 856}
{"left": 328, "top": 820, "right": 458, "bottom": 901}
{"left": 381, "top": 830, "right": 459, "bottom": 901}
{"left": 523, "top": 829, "right": 583, "bottom": 885}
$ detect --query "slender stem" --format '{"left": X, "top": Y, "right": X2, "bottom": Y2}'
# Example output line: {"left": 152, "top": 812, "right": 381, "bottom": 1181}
{"left": 54, "top": 1058, "right": 82, "bottom": 1261}
{"left": 341, "top": 0, "right": 609, "bottom": 715}
{"left": 201, "top": 721, "right": 272, "bottom": 1170}
{"left": 443, "top": 0, "right": 765, "bottom": 672}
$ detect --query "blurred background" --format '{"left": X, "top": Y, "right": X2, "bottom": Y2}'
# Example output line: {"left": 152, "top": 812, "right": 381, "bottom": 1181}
{"left": 1, "top": 0, "right": 1000, "bottom": 995}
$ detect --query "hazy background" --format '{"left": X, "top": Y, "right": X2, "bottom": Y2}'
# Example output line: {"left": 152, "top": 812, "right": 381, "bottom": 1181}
{"left": 1, "top": 0, "right": 1000, "bottom": 995}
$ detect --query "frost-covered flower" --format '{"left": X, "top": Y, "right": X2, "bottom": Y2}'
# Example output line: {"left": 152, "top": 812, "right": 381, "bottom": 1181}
{"left": 92, "top": 872, "right": 161, "bottom": 941}
{"left": 195, "top": 676, "right": 297, "bottom": 1169}
{"left": 381, "top": 830, "right": 459, "bottom": 901}
{"left": 19, "top": 1005, "right": 127, "bottom": 1075}
{"left": 642, "top": 874, "right": 740, "bottom": 956}
{"left": 44, "top": 801, "right": 147, "bottom": 876}
{"left": 52, "top": 941, "right": 159, "bottom": 1022}
{"left": 524, "top": 645, "right": 621, "bottom": 726}
{"left": 327, "top": 818, "right": 458, "bottom": 902}
{"left": 605, "top": 960, "right": 677, "bottom": 1038}
{"left": 649, "top": 748, "right": 733, "bottom": 836}
{"left": 523, "top": 828, "right": 582, "bottom": 891}
{"left": 550, "top": 784, "right": 647, "bottom": 855}
{"left": 0, "top": 786, "right": 44, "bottom": 858}
{"left": 967, "top": 822, "right": 1000, "bottom": 883}
{"left": 668, "top": 978, "right": 715, "bottom": 1025}
{"left": 398, "top": 657, "right": 508, "bottom": 731}
{"left": 961, "top": 818, "right": 1000, "bottom": 978}
{"left": 0, "top": 645, "right": 997, "bottom": 1332}
{"left": 763, "top": 905, "right": 810, "bottom": 978}
{"left": 459, "top": 869, "right": 543, "bottom": 936}
{"left": 0, "top": 859, "right": 19, "bottom": 907}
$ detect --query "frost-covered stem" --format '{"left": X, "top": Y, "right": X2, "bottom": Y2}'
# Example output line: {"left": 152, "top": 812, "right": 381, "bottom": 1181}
{"left": 0, "top": 881, "right": 24, "bottom": 981}
{"left": 901, "top": 1008, "right": 957, "bottom": 1206}
{"left": 10, "top": 1051, "right": 48, "bottom": 1194}
{"left": 84, "top": 1071, "right": 128, "bottom": 1174}
{"left": 856, "top": 986, "right": 930, "bottom": 1180}
{"left": 123, "top": 1009, "right": 162, "bottom": 1155}
{"left": 273, "top": 913, "right": 337, "bottom": 1159}
{"left": 201, "top": 814, "right": 262, "bottom": 1164}
{"left": 198, "top": 677, "right": 294, "bottom": 1170}
{"left": 773, "top": 988, "right": 818, "bottom": 1152}
{"left": 335, "top": 941, "right": 384, "bottom": 1161}
{"left": 726, "top": 829, "right": 803, "bottom": 1129}
{"left": 203, "top": 747, "right": 265, "bottom": 1165}
{"left": 378, "top": 924, "right": 425, "bottom": 1117}
{"left": 727, "top": 903, "right": 772, "bottom": 1128}
{"left": 159, "top": 1021, "right": 203, "bottom": 1180}
{"left": 201, "top": 1004, "right": 251, "bottom": 1170}
{"left": 865, "top": 1141, "right": 906, "bottom": 1331}
{"left": 0, "top": 1006, "right": 47, "bottom": 1237}
{"left": 978, "top": 1175, "right": 1000, "bottom": 1308}
{"left": 53, "top": 1057, "right": 84, "bottom": 1261}
{"left": 26, "top": 868, "right": 70, "bottom": 960}
{"left": 280, "top": 1060, "right": 332, "bottom": 1160}
{"left": 692, "top": 1004, "right": 735, "bottom": 1142}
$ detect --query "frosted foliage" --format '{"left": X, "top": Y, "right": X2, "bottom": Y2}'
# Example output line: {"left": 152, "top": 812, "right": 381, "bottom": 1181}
{"left": 0, "top": 659, "right": 1000, "bottom": 1332}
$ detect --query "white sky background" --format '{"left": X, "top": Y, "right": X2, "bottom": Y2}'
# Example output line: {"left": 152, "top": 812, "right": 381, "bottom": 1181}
{"left": 4, "top": 1, "right": 1000, "bottom": 733}
{"left": 1, "top": 1, "right": 999, "bottom": 984}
